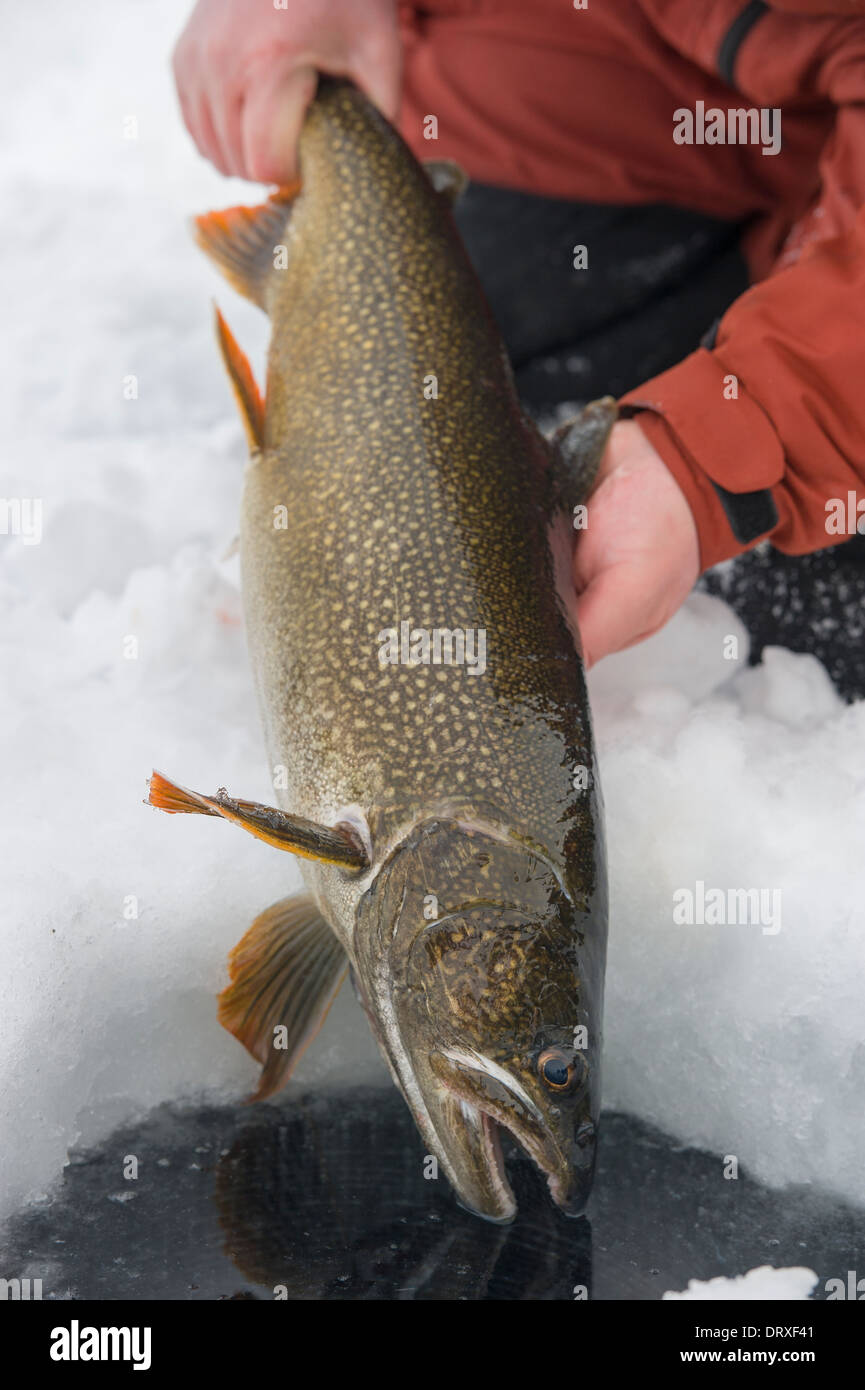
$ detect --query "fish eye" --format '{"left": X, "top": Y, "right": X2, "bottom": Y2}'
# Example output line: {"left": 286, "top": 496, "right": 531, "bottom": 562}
{"left": 537, "top": 1047, "right": 580, "bottom": 1092}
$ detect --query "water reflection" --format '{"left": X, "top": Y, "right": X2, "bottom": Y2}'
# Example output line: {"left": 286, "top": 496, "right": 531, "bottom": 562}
{"left": 3, "top": 1089, "right": 862, "bottom": 1301}
{"left": 215, "top": 1091, "right": 591, "bottom": 1299}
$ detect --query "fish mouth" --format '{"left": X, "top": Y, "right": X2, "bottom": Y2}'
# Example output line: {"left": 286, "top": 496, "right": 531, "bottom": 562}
{"left": 428, "top": 1052, "right": 594, "bottom": 1223}
{"left": 440, "top": 1092, "right": 516, "bottom": 1225}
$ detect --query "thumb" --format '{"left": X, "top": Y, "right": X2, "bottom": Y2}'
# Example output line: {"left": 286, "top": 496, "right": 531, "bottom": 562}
{"left": 574, "top": 565, "right": 656, "bottom": 670}
{"left": 242, "top": 64, "right": 318, "bottom": 183}
{"left": 351, "top": 26, "right": 403, "bottom": 121}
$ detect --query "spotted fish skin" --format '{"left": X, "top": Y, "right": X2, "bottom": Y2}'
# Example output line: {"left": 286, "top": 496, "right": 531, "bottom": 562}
{"left": 246, "top": 82, "right": 600, "bottom": 913}
{"left": 216, "top": 79, "right": 610, "bottom": 1221}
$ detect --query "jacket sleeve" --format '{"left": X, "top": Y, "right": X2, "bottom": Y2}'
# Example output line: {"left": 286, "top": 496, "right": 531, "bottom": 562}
{"left": 620, "top": 13, "right": 865, "bottom": 569}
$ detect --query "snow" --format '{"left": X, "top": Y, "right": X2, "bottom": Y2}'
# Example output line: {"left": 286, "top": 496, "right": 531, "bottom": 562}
{"left": 594, "top": 607, "right": 865, "bottom": 1200}
{"left": 663, "top": 1266, "right": 818, "bottom": 1301}
{"left": 1, "top": 1, "right": 864, "bottom": 1227}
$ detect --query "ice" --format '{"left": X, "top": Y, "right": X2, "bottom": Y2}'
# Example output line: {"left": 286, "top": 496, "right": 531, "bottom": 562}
{"left": 663, "top": 1266, "right": 818, "bottom": 1300}
{"left": 1, "top": 0, "right": 864, "bottom": 1226}
{"left": 588, "top": 590, "right": 751, "bottom": 709}
{"left": 593, "top": 608, "right": 865, "bottom": 1203}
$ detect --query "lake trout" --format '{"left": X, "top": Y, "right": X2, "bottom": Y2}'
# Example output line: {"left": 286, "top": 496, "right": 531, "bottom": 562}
{"left": 149, "top": 77, "right": 615, "bottom": 1223}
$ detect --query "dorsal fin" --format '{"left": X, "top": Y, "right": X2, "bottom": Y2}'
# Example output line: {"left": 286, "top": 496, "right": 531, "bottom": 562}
{"left": 214, "top": 306, "right": 265, "bottom": 452}
{"left": 193, "top": 183, "right": 300, "bottom": 312}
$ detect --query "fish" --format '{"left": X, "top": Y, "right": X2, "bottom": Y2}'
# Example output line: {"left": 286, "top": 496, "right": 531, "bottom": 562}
{"left": 149, "top": 76, "right": 615, "bottom": 1224}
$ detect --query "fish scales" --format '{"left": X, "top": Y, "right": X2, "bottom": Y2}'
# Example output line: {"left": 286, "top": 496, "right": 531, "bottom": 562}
{"left": 150, "top": 77, "right": 614, "bottom": 1223}
{"left": 249, "top": 87, "right": 594, "bottom": 893}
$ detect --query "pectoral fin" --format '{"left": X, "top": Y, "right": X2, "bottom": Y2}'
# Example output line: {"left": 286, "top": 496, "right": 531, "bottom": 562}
{"left": 219, "top": 894, "right": 348, "bottom": 1101}
{"left": 550, "top": 396, "right": 618, "bottom": 512}
{"left": 147, "top": 771, "right": 368, "bottom": 869}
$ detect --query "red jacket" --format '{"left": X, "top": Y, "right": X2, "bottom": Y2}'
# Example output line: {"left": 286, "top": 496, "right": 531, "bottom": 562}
{"left": 397, "top": 0, "right": 865, "bottom": 567}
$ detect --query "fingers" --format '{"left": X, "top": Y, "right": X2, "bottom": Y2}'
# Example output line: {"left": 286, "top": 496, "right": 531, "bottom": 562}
{"left": 176, "top": 84, "right": 228, "bottom": 175}
{"left": 352, "top": 23, "right": 403, "bottom": 121}
{"left": 172, "top": 0, "right": 403, "bottom": 183}
{"left": 174, "top": 34, "right": 220, "bottom": 170}
{"left": 238, "top": 29, "right": 400, "bottom": 185}
{"left": 570, "top": 415, "right": 702, "bottom": 668}
{"left": 207, "top": 74, "right": 246, "bottom": 177}
{"left": 240, "top": 65, "right": 318, "bottom": 183}
{"left": 575, "top": 564, "right": 657, "bottom": 670}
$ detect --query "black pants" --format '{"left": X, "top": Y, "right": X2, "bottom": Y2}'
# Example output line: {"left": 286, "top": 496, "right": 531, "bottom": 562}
{"left": 455, "top": 185, "right": 865, "bottom": 701}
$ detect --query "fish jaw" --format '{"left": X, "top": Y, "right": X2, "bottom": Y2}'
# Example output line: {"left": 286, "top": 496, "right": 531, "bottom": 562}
{"left": 342, "top": 994, "right": 598, "bottom": 1224}
{"left": 348, "top": 963, "right": 519, "bottom": 1223}
{"left": 352, "top": 821, "right": 604, "bottom": 1222}
{"left": 433, "top": 1089, "right": 518, "bottom": 1225}
{"left": 426, "top": 1050, "right": 597, "bottom": 1221}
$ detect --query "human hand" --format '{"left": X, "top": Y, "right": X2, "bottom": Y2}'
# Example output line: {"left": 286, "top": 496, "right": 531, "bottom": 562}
{"left": 574, "top": 419, "right": 700, "bottom": 668}
{"left": 173, "top": 0, "right": 402, "bottom": 182}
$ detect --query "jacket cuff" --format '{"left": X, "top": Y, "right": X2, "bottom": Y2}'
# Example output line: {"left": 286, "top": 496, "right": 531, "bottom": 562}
{"left": 619, "top": 348, "right": 786, "bottom": 571}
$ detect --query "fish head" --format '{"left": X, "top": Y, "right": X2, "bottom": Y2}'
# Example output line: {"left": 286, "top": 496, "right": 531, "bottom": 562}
{"left": 353, "top": 819, "right": 603, "bottom": 1223}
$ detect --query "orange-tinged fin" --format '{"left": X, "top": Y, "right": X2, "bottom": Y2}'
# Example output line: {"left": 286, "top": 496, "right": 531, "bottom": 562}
{"left": 214, "top": 306, "right": 265, "bottom": 452}
{"left": 193, "top": 184, "right": 300, "bottom": 312}
{"left": 148, "top": 770, "right": 221, "bottom": 816}
{"left": 146, "top": 771, "right": 368, "bottom": 869}
{"left": 218, "top": 893, "right": 347, "bottom": 1101}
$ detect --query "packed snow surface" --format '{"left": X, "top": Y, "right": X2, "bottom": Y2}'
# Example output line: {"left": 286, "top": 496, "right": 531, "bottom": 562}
{"left": 663, "top": 1266, "right": 818, "bottom": 1301}
{"left": 1, "top": 1, "right": 864, "bottom": 1224}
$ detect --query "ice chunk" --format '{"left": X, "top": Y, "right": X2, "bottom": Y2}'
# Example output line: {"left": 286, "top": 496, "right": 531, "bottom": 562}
{"left": 663, "top": 1265, "right": 818, "bottom": 1300}
{"left": 588, "top": 591, "right": 749, "bottom": 709}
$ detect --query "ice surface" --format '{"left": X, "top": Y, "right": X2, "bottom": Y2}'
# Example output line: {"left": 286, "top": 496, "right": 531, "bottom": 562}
{"left": 594, "top": 611, "right": 865, "bottom": 1204}
{"left": 663, "top": 1266, "right": 818, "bottom": 1301}
{"left": 1, "top": 1, "right": 864, "bottom": 1226}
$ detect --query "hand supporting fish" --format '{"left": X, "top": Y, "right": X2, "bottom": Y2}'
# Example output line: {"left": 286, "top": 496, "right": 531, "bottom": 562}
{"left": 149, "top": 77, "right": 615, "bottom": 1223}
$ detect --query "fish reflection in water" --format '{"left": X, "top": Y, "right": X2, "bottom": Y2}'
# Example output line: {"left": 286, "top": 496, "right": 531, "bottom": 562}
{"left": 3, "top": 1093, "right": 863, "bottom": 1300}
{"left": 215, "top": 1088, "right": 591, "bottom": 1300}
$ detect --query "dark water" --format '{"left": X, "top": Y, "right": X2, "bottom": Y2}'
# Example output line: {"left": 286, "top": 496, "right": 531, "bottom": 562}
{"left": 3, "top": 1090, "right": 862, "bottom": 1301}
{"left": 700, "top": 537, "right": 865, "bottom": 704}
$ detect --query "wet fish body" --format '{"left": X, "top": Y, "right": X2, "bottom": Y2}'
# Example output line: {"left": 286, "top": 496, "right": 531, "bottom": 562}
{"left": 150, "top": 79, "right": 614, "bottom": 1222}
